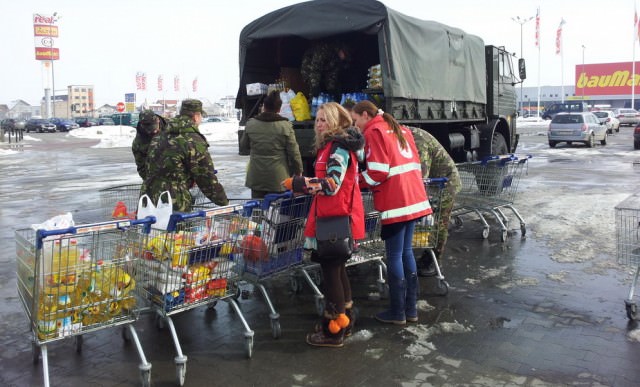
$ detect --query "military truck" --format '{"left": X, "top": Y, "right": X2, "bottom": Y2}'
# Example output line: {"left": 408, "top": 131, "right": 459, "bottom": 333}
{"left": 236, "top": 0, "right": 525, "bottom": 170}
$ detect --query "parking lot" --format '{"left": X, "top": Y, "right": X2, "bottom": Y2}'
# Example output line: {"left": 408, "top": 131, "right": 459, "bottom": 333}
{"left": 1, "top": 125, "right": 640, "bottom": 386}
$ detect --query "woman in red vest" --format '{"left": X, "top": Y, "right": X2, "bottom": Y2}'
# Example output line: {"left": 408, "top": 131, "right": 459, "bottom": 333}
{"left": 283, "top": 102, "right": 365, "bottom": 347}
{"left": 352, "top": 100, "right": 431, "bottom": 325}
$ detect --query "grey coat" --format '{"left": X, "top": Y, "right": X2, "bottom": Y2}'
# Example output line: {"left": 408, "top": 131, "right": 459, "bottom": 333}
{"left": 240, "top": 112, "right": 303, "bottom": 192}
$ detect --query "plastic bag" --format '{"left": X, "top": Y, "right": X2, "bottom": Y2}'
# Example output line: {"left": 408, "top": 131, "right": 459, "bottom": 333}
{"left": 31, "top": 212, "right": 74, "bottom": 231}
{"left": 137, "top": 191, "right": 173, "bottom": 230}
{"left": 290, "top": 92, "right": 311, "bottom": 121}
{"left": 279, "top": 90, "right": 295, "bottom": 121}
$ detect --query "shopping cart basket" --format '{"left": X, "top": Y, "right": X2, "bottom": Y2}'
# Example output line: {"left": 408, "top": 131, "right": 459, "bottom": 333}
{"left": 453, "top": 154, "right": 531, "bottom": 242}
{"left": 615, "top": 192, "right": 640, "bottom": 321}
{"left": 15, "top": 217, "right": 156, "bottom": 387}
{"left": 412, "top": 177, "right": 450, "bottom": 296}
{"left": 136, "top": 204, "right": 255, "bottom": 384}
{"left": 230, "top": 192, "right": 313, "bottom": 336}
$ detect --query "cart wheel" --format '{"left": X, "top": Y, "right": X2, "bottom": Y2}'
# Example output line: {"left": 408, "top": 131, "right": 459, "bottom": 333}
{"left": 175, "top": 362, "right": 187, "bottom": 386}
{"left": 270, "top": 319, "right": 282, "bottom": 339}
{"left": 245, "top": 336, "right": 254, "bottom": 358}
{"left": 501, "top": 230, "right": 508, "bottom": 242}
{"left": 234, "top": 285, "right": 241, "bottom": 300}
{"left": 378, "top": 281, "right": 389, "bottom": 299}
{"left": 625, "top": 300, "right": 638, "bottom": 321}
{"left": 208, "top": 300, "right": 218, "bottom": 309}
{"left": 289, "top": 275, "right": 303, "bottom": 294}
{"left": 32, "top": 341, "right": 40, "bottom": 364}
{"left": 140, "top": 369, "right": 151, "bottom": 387}
{"left": 453, "top": 216, "right": 463, "bottom": 227}
{"left": 122, "top": 326, "right": 132, "bottom": 342}
{"left": 155, "top": 315, "right": 165, "bottom": 330}
{"left": 75, "top": 335, "right": 83, "bottom": 353}
{"left": 435, "top": 279, "right": 449, "bottom": 296}
{"left": 310, "top": 270, "right": 322, "bottom": 286}
{"left": 481, "top": 228, "right": 490, "bottom": 239}
{"left": 520, "top": 224, "right": 527, "bottom": 237}
{"left": 315, "top": 296, "right": 325, "bottom": 316}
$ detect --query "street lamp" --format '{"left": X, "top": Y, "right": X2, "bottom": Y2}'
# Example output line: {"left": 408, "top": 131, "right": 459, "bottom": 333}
{"left": 581, "top": 45, "right": 586, "bottom": 101}
{"left": 50, "top": 12, "right": 60, "bottom": 118}
{"left": 511, "top": 15, "right": 534, "bottom": 116}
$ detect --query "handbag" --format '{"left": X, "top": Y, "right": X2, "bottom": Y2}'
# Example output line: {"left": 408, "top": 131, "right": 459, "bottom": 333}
{"left": 315, "top": 215, "right": 353, "bottom": 261}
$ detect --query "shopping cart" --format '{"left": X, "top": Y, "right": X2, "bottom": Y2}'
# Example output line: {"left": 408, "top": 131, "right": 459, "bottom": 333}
{"left": 615, "top": 192, "right": 640, "bottom": 321}
{"left": 231, "top": 192, "right": 313, "bottom": 336}
{"left": 294, "top": 190, "right": 389, "bottom": 316}
{"left": 412, "top": 177, "right": 450, "bottom": 296}
{"left": 15, "top": 217, "right": 156, "bottom": 387}
{"left": 452, "top": 154, "right": 531, "bottom": 242}
{"left": 136, "top": 203, "right": 255, "bottom": 385}
{"left": 99, "top": 183, "right": 211, "bottom": 220}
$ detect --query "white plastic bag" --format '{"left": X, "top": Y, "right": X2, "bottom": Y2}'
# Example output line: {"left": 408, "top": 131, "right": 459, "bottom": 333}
{"left": 154, "top": 191, "right": 173, "bottom": 230}
{"left": 136, "top": 192, "right": 173, "bottom": 230}
{"left": 136, "top": 194, "right": 156, "bottom": 222}
{"left": 31, "top": 212, "right": 74, "bottom": 231}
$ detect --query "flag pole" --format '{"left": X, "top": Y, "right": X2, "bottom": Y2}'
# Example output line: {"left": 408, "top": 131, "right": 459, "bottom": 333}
{"left": 536, "top": 6, "right": 541, "bottom": 118}
{"left": 633, "top": 3, "right": 637, "bottom": 109}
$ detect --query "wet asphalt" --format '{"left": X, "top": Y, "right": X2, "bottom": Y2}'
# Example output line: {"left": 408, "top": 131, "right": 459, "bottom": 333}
{"left": 1, "top": 126, "right": 640, "bottom": 387}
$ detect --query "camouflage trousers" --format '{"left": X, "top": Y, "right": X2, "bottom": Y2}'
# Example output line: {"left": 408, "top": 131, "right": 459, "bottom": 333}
{"left": 434, "top": 190, "right": 456, "bottom": 257}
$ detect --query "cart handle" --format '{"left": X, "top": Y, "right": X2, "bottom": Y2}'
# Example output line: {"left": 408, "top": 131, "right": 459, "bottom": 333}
{"left": 165, "top": 211, "right": 206, "bottom": 232}
{"left": 35, "top": 216, "right": 158, "bottom": 248}
{"left": 262, "top": 191, "right": 293, "bottom": 210}
{"left": 425, "top": 177, "right": 449, "bottom": 187}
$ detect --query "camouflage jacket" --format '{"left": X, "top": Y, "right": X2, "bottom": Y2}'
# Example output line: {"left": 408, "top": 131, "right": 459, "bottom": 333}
{"left": 409, "top": 127, "right": 461, "bottom": 194}
{"left": 132, "top": 115, "right": 167, "bottom": 180}
{"left": 141, "top": 116, "right": 228, "bottom": 212}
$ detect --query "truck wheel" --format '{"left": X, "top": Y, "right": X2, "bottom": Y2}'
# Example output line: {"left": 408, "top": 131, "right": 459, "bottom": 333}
{"left": 491, "top": 132, "right": 508, "bottom": 156}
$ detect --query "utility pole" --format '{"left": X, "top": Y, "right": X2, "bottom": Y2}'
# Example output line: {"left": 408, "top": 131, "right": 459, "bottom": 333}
{"left": 581, "top": 45, "right": 586, "bottom": 101}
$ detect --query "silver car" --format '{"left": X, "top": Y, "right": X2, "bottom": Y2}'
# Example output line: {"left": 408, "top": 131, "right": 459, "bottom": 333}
{"left": 592, "top": 110, "right": 620, "bottom": 134}
{"left": 548, "top": 112, "right": 607, "bottom": 148}
{"left": 613, "top": 108, "right": 640, "bottom": 126}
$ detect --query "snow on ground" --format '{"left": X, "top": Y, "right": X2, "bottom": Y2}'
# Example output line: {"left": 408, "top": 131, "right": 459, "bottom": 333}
{"left": 66, "top": 120, "right": 240, "bottom": 148}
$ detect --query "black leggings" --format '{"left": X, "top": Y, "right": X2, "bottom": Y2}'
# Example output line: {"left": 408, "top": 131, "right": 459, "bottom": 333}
{"left": 320, "top": 260, "right": 352, "bottom": 315}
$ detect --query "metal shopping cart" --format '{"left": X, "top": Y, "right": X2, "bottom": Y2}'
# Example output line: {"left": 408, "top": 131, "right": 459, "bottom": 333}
{"left": 615, "top": 192, "right": 640, "bottom": 321}
{"left": 136, "top": 204, "right": 255, "bottom": 385}
{"left": 231, "top": 192, "right": 313, "bottom": 337}
{"left": 412, "top": 177, "right": 450, "bottom": 296}
{"left": 99, "top": 183, "right": 210, "bottom": 220}
{"left": 295, "top": 190, "right": 389, "bottom": 316}
{"left": 453, "top": 154, "right": 531, "bottom": 242}
{"left": 15, "top": 217, "right": 156, "bottom": 387}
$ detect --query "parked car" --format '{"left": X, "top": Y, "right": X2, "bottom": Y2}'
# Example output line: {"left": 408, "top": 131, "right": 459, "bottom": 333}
{"left": 111, "top": 113, "right": 139, "bottom": 127}
{"left": 542, "top": 101, "right": 589, "bottom": 121}
{"left": 548, "top": 112, "right": 607, "bottom": 148}
{"left": 49, "top": 118, "right": 79, "bottom": 132}
{"left": 97, "top": 117, "right": 115, "bottom": 126}
{"left": 634, "top": 123, "right": 640, "bottom": 150}
{"left": 592, "top": 110, "right": 620, "bottom": 134}
{"left": 74, "top": 117, "right": 94, "bottom": 127}
{"left": 613, "top": 108, "right": 640, "bottom": 126}
{"left": 25, "top": 118, "right": 57, "bottom": 133}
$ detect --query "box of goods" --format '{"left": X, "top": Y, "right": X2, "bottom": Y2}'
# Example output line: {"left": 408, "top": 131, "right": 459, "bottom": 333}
{"left": 246, "top": 83, "right": 268, "bottom": 96}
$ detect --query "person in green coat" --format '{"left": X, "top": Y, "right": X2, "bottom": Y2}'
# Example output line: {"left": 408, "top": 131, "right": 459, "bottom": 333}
{"left": 409, "top": 127, "right": 461, "bottom": 277}
{"left": 141, "top": 99, "right": 228, "bottom": 212}
{"left": 240, "top": 90, "right": 303, "bottom": 198}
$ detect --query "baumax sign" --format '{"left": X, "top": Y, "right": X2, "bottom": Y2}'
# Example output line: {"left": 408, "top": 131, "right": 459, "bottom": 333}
{"left": 575, "top": 62, "right": 640, "bottom": 96}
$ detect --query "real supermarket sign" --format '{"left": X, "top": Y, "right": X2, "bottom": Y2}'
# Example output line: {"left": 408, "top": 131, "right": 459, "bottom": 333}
{"left": 33, "top": 13, "right": 59, "bottom": 61}
{"left": 575, "top": 62, "right": 640, "bottom": 96}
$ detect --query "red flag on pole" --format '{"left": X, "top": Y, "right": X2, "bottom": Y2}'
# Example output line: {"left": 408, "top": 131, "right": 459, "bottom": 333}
{"left": 535, "top": 7, "right": 540, "bottom": 47}
{"left": 174, "top": 75, "right": 180, "bottom": 92}
{"left": 555, "top": 19, "right": 566, "bottom": 55}
{"left": 157, "top": 75, "right": 163, "bottom": 92}
{"left": 136, "top": 72, "right": 146, "bottom": 91}
{"left": 192, "top": 77, "right": 198, "bottom": 92}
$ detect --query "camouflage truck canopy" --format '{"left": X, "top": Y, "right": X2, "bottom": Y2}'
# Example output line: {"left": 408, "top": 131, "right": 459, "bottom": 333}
{"left": 237, "top": 0, "right": 486, "bottom": 108}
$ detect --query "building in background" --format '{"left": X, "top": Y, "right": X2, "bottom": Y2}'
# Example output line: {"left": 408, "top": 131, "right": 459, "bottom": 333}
{"left": 68, "top": 85, "right": 94, "bottom": 117}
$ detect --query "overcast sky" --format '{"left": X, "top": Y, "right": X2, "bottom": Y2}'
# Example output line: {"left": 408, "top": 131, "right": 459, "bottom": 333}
{"left": 2, "top": 0, "right": 637, "bottom": 107}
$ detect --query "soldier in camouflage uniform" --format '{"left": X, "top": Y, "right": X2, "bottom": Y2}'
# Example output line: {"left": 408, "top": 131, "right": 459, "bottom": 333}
{"left": 301, "top": 41, "right": 351, "bottom": 96}
{"left": 409, "top": 127, "right": 461, "bottom": 277}
{"left": 141, "top": 99, "right": 229, "bottom": 212}
{"left": 132, "top": 110, "right": 167, "bottom": 180}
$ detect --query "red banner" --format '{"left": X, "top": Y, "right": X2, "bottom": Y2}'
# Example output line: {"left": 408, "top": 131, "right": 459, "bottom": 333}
{"left": 575, "top": 62, "right": 640, "bottom": 96}
{"left": 35, "top": 47, "right": 59, "bottom": 60}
